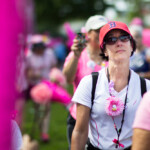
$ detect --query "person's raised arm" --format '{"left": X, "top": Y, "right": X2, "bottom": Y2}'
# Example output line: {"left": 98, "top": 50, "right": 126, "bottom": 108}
{"left": 63, "top": 37, "right": 86, "bottom": 83}
{"left": 71, "top": 103, "right": 90, "bottom": 150}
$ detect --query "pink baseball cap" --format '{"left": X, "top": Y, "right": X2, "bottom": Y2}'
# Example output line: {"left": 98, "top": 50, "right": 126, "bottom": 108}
{"left": 130, "top": 17, "right": 143, "bottom": 26}
{"left": 99, "top": 21, "right": 135, "bottom": 50}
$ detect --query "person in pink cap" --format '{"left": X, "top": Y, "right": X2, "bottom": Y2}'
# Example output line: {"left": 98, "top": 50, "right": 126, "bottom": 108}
{"left": 25, "top": 35, "right": 57, "bottom": 142}
{"left": 130, "top": 17, "right": 143, "bottom": 26}
{"left": 132, "top": 91, "right": 150, "bottom": 150}
{"left": 130, "top": 17, "right": 150, "bottom": 48}
{"left": 71, "top": 21, "right": 150, "bottom": 150}
{"left": 63, "top": 15, "right": 108, "bottom": 150}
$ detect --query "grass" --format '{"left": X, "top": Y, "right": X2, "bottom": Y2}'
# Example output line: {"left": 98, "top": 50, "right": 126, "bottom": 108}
{"left": 22, "top": 84, "right": 73, "bottom": 150}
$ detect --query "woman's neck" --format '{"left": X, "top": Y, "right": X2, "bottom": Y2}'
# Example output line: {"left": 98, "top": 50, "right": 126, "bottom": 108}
{"left": 87, "top": 47, "right": 103, "bottom": 65}
{"left": 107, "top": 62, "right": 130, "bottom": 92}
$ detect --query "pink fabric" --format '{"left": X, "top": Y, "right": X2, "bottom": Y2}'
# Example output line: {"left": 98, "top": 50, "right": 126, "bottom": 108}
{"left": 30, "top": 81, "right": 71, "bottom": 106}
{"left": 0, "top": 0, "right": 33, "bottom": 148}
{"left": 63, "top": 22, "right": 76, "bottom": 50}
{"left": 142, "top": 29, "right": 150, "bottom": 47}
{"left": 133, "top": 91, "right": 150, "bottom": 131}
{"left": 0, "top": 0, "right": 28, "bottom": 149}
{"left": 30, "top": 83, "right": 53, "bottom": 104}
{"left": 43, "top": 81, "right": 71, "bottom": 106}
{"left": 64, "top": 49, "right": 108, "bottom": 119}
{"left": 130, "top": 17, "right": 143, "bottom": 26}
{"left": 49, "top": 68, "right": 67, "bottom": 87}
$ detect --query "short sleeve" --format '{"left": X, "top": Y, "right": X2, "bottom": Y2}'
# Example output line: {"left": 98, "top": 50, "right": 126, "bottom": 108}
{"left": 133, "top": 91, "right": 150, "bottom": 131}
{"left": 63, "top": 51, "right": 74, "bottom": 67}
{"left": 72, "top": 74, "right": 92, "bottom": 108}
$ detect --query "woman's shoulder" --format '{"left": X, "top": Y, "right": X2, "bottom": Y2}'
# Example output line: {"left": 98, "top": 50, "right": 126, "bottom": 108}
{"left": 80, "top": 73, "right": 92, "bottom": 83}
{"left": 80, "top": 68, "right": 105, "bottom": 84}
{"left": 130, "top": 69, "right": 150, "bottom": 90}
{"left": 130, "top": 69, "right": 140, "bottom": 78}
{"left": 131, "top": 69, "right": 146, "bottom": 81}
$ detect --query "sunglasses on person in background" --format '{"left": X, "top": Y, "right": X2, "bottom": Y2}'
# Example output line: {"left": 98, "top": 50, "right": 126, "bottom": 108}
{"left": 104, "top": 35, "right": 131, "bottom": 45}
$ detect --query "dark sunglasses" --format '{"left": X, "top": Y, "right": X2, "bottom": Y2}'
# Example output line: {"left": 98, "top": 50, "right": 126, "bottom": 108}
{"left": 104, "top": 35, "right": 131, "bottom": 45}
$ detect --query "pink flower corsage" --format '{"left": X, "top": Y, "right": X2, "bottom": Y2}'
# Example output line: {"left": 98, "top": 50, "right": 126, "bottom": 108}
{"left": 105, "top": 96, "right": 124, "bottom": 116}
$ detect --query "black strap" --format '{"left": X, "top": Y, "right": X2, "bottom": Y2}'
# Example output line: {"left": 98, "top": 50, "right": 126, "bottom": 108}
{"left": 140, "top": 76, "right": 147, "bottom": 96}
{"left": 88, "top": 142, "right": 131, "bottom": 150}
{"left": 91, "top": 74, "right": 146, "bottom": 107}
{"left": 91, "top": 72, "right": 99, "bottom": 106}
{"left": 87, "top": 142, "right": 101, "bottom": 150}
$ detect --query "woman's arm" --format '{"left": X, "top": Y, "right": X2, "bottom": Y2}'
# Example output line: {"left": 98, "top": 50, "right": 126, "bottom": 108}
{"left": 71, "top": 103, "right": 90, "bottom": 150}
{"left": 132, "top": 91, "right": 150, "bottom": 150}
{"left": 63, "top": 38, "right": 85, "bottom": 83}
{"left": 62, "top": 54, "right": 80, "bottom": 83}
{"left": 132, "top": 128, "right": 150, "bottom": 150}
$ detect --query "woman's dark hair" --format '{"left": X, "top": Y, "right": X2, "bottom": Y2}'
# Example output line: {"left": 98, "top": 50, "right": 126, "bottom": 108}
{"left": 100, "top": 33, "right": 136, "bottom": 61}
{"left": 31, "top": 42, "right": 46, "bottom": 52}
{"left": 100, "top": 44, "right": 108, "bottom": 60}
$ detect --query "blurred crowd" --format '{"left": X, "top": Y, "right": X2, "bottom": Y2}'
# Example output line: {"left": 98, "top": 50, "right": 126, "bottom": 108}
{"left": 11, "top": 16, "right": 150, "bottom": 150}
{"left": 14, "top": 32, "right": 72, "bottom": 149}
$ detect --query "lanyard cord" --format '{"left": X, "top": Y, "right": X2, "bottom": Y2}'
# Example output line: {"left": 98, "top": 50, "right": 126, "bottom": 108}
{"left": 107, "top": 68, "right": 130, "bottom": 148}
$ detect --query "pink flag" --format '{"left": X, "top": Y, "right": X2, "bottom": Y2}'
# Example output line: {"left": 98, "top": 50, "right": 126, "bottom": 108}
{"left": 64, "top": 22, "right": 76, "bottom": 50}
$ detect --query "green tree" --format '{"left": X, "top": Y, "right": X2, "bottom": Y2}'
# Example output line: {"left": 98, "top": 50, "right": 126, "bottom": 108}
{"left": 34, "top": 0, "right": 108, "bottom": 34}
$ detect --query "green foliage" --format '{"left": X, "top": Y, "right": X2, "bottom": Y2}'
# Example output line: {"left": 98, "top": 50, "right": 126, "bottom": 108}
{"left": 22, "top": 84, "right": 73, "bottom": 149}
{"left": 22, "top": 101, "right": 69, "bottom": 149}
{"left": 125, "top": 0, "right": 143, "bottom": 22}
{"left": 34, "top": 0, "right": 108, "bottom": 33}
{"left": 34, "top": 0, "right": 147, "bottom": 33}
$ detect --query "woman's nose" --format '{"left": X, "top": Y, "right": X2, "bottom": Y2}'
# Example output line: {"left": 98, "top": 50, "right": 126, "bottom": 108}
{"left": 116, "top": 38, "right": 123, "bottom": 45}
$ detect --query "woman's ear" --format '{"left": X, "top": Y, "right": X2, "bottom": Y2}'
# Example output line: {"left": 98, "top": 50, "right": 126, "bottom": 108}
{"left": 104, "top": 49, "right": 108, "bottom": 57}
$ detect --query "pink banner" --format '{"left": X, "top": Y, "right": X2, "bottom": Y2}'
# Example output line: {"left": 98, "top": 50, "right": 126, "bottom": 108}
{"left": 0, "top": 0, "right": 33, "bottom": 149}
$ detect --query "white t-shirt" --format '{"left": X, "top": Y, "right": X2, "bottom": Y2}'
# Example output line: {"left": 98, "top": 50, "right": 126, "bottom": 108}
{"left": 26, "top": 48, "right": 57, "bottom": 85}
{"left": 72, "top": 68, "right": 150, "bottom": 150}
{"left": 11, "top": 120, "right": 22, "bottom": 150}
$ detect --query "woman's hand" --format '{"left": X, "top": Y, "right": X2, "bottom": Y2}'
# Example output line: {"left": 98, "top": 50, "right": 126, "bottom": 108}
{"left": 71, "top": 36, "right": 87, "bottom": 59}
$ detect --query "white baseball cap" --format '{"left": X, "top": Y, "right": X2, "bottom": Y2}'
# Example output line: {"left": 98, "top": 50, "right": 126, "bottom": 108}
{"left": 85, "top": 15, "right": 108, "bottom": 32}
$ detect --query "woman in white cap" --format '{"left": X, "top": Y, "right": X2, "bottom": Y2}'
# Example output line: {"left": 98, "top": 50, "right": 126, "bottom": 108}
{"left": 63, "top": 15, "right": 108, "bottom": 150}
{"left": 71, "top": 21, "right": 150, "bottom": 150}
